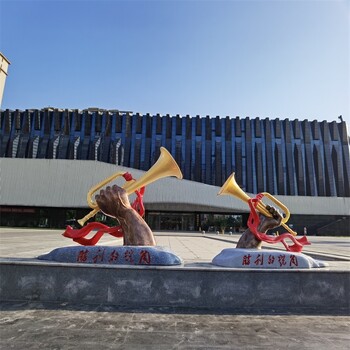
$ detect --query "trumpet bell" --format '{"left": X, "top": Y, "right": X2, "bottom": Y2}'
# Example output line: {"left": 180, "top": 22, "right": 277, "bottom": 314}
{"left": 124, "top": 147, "right": 183, "bottom": 194}
{"left": 218, "top": 172, "right": 250, "bottom": 203}
{"left": 218, "top": 172, "right": 296, "bottom": 235}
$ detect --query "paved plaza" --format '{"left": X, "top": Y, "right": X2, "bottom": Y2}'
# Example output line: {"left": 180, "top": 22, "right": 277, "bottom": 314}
{"left": 1, "top": 301, "right": 349, "bottom": 350}
{"left": 0, "top": 227, "right": 349, "bottom": 266}
{"left": 1, "top": 228, "right": 349, "bottom": 349}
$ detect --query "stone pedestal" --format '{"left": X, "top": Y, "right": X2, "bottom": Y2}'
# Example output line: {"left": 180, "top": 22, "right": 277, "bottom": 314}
{"left": 212, "top": 248, "right": 328, "bottom": 269}
{"left": 38, "top": 246, "right": 183, "bottom": 266}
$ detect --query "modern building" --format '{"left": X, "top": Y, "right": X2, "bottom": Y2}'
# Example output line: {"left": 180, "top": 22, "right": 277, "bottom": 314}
{"left": 1, "top": 108, "right": 349, "bottom": 235}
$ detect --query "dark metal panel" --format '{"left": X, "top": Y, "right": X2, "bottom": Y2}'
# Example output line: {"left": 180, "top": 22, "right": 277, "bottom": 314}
{"left": 293, "top": 144, "right": 305, "bottom": 196}
{"left": 155, "top": 113, "right": 162, "bottom": 134}
{"left": 16, "top": 135, "right": 30, "bottom": 158}
{"left": 95, "top": 112, "right": 102, "bottom": 133}
{"left": 274, "top": 144, "right": 284, "bottom": 194}
{"left": 73, "top": 110, "right": 82, "bottom": 132}
{"left": 83, "top": 111, "right": 92, "bottom": 136}
{"left": 57, "top": 136, "right": 70, "bottom": 159}
{"left": 245, "top": 118, "right": 253, "bottom": 193}
{"left": 115, "top": 112, "right": 122, "bottom": 133}
{"left": 22, "top": 110, "right": 31, "bottom": 133}
{"left": 264, "top": 119, "right": 275, "bottom": 194}
{"left": 0, "top": 135, "right": 9, "bottom": 157}
{"left": 329, "top": 121, "right": 339, "bottom": 141}
{"left": 62, "top": 110, "right": 70, "bottom": 135}
{"left": 26, "top": 136, "right": 39, "bottom": 159}
{"left": 43, "top": 110, "right": 51, "bottom": 135}
{"left": 234, "top": 141, "right": 243, "bottom": 188}
{"left": 284, "top": 120, "right": 295, "bottom": 195}
{"left": 225, "top": 116, "right": 231, "bottom": 140}
{"left": 135, "top": 113, "right": 143, "bottom": 134}
{"left": 214, "top": 140, "right": 222, "bottom": 186}
{"left": 215, "top": 116, "right": 221, "bottom": 136}
{"left": 311, "top": 120, "right": 320, "bottom": 140}
{"left": 292, "top": 119, "right": 301, "bottom": 139}
{"left": 176, "top": 115, "right": 182, "bottom": 135}
{"left": 274, "top": 119, "right": 282, "bottom": 138}
{"left": 134, "top": 138, "right": 141, "bottom": 169}
{"left": 255, "top": 143, "right": 264, "bottom": 193}
{"left": 37, "top": 136, "right": 50, "bottom": 159}
{"left": 145, "top": 113, "right": 152, "bottom": 138}
{"left": 122, "top": 113, "right": 132, "bottom": 167}
{"left": 143, "top": 138, "right": 151, "bottom": 170}
{"left": 302, "top": 121, "right": 316, "bottom": 196}
{"left": 234, "top": 117, "right": 241, "bottom": 137}
{"left": 80, "top": 138, "right": 90, "bottom": 160}
{"left": 15, "top": 110, "right": 22, "bottom": 131}
{"left": 33, "top": 110, "right": 41, "bottom": 131}
{"left": 254, "top": 118, "right": 262, "bottom": 138}
{"left": 205, "top": 140, "right": 212, "bottom": 184}
{"left": 195, "top": 115, "right": 201, "bottom": 136}
{"left": 205, "top": 116, "right": 211, "bottom": 140}
{"left": 321, "top": 122, "right": 336, "bottom": 196}
{"left": 185, "top": 115, "right": 191, "bottom": 140}
{"left": 313, "top": 144, "right": 325, "bottom": 196}
{"left": 194, "top": 140, "right": 202, "bottom": 182}
{"left": 53, "top": 109, "right": 62, "bottom": 132}
{"left": 99, "top": 136, "right": 110, "bottom": 163}
{"left": 225, "top": 140, "right": 232, "bottom": 181}
{"left": 185, "top": 139, "right": 191, "bottom": 180}
{"left": 304, "top": 141, "right": 316, "bottom": 196}
{"left": 175, "top": 140, "right": 183, "bottom": 174}
{"left": 0, "top": 110, "right": 9, "bottom": 133}
{"left": 105, "top": 112, "right": 112, "bottom": 136}
{"left": 165, "top": 114, "right": 172, "bottom": 139}
{"left": 332, "top": 146, "right": 345, "bottom": 196}
{"left": 342, "top": 143, "right": 350, "bottom": 197}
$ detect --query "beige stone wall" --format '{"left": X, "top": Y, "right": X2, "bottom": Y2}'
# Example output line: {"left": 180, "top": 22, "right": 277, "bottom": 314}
{"left": 0, "top": 53, "right": 10, "bottom": 108}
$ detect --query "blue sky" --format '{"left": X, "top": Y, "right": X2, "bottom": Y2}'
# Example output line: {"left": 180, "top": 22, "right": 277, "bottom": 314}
{"left": 1, "top": 0, "right": 349, "bottom": 125}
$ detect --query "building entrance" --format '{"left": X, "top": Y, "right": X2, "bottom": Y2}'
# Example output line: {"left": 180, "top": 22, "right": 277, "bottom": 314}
{"left": 146, "top": 212, "right": 196, "bottom": 231}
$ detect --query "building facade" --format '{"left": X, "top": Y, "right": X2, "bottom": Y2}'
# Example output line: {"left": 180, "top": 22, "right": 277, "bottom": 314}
{"left": 1, "top": 108, "right": 349, "bottom": 234}
{"left": 1, "top": 108, "right": 349, "bottom": 197}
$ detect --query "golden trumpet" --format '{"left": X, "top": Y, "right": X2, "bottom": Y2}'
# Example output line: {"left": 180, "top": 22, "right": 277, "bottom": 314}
{"left": 78, "top": 147, "right": 183, "bottom": 226}
{"left": 218, "top": 173, "right": 297, "bottom": 236}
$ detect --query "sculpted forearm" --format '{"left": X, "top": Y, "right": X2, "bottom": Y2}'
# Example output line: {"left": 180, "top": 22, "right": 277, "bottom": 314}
{"left": 121, "top": 209, "right": 156, "bottom": 246}
{"left": 95, "top": 185, "right": 156, "bottom": 246}
{"left": 236, "top": 206, "right": 282, "bottom": 249}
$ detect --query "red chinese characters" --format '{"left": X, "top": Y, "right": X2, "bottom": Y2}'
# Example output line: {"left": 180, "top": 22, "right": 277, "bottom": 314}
{"left": 139, "top": 250, "right": 151, "bottom": 265}
{"left": 242, "top": 254, "right": 252, "bottom": 266}
{"left": 278, "top": 254, "right": 287, "bottom": 267}
{"left": 124, "top": 249, "right": 134, "bottom": 263}
{"left": 75, "top": 248, "right": 156, "bottom": 265}
{"left": 254, "top": 254, "right": 264, "bottom": 266}
{"left": 108, "top": 250, "right": 119, "bottom": 263}
{"left": 240, "top": 252, "right": 299, "bottom": 268}
{"left": 267, "top": 255, "right": 275, "bottom": 265}
{"left": 77, "top": 249, "right": 89, "bottom": 263}
{"left": 92, "top": 248, "right": 105, "bottom": 263}
{"left": 289, "top": 254, "right": 298, "bottom": 267}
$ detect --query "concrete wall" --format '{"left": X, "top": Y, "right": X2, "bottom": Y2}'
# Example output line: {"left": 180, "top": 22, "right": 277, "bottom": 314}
{"left": 0, "top": 259, "right": 349, "bottom": 315}
{"left": 1, "top": 158, "right": 350, "bottom": 216}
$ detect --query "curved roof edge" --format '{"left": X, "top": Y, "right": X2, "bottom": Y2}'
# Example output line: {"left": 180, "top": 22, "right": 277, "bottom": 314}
{"left": 1, "top": 158, "right": 349, "bottom": 216}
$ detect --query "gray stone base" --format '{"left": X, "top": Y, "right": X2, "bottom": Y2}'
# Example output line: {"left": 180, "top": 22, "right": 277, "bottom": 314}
{"left": 0, "top": 258, "right": 348, "bottom": 314}
{"left": 38, "top": 246, "right": 183, "bottom": 266}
